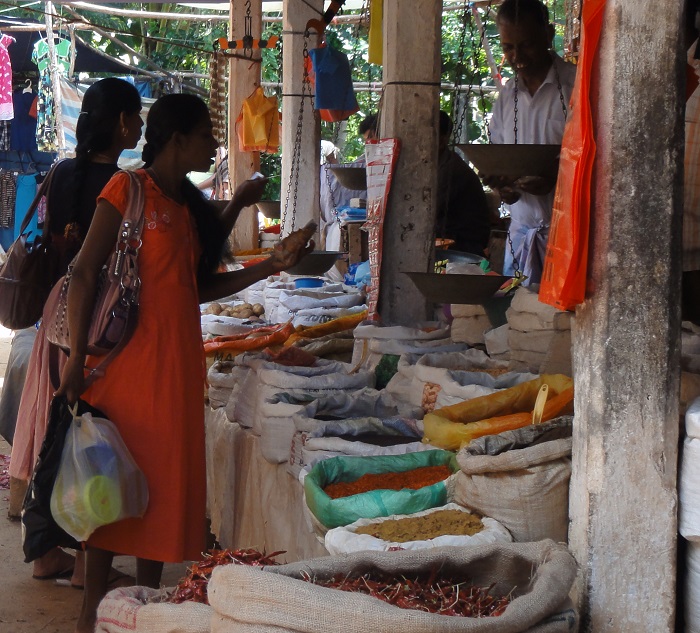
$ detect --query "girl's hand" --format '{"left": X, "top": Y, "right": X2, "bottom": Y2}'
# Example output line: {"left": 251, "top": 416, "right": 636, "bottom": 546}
{"left": 54, "top": 354, "right": 87, "bottom": 405}
{"left": 269, "top": 222, "right": 317, "bottom": 271}
{"left": 232, "top": 177, "right": 267, "bottom": 209}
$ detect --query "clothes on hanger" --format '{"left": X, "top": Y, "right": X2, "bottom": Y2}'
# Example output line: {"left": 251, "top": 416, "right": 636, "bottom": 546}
{"left": 0, "top": 170, "right": 16, "bottom": 229}
{"left": 11, "top": 87, "right": 38, "bottom": 152}
{"left": 32, "top": 37, "right": 71, "bottom": 152}
{"left": 0, "top": 34, "right": 16, "bottom": 121}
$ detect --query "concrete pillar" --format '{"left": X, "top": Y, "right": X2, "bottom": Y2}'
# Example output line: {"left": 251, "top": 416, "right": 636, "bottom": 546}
{"left": 228, "top": 0, "right": 262, "bottom": 252}
{"left": 376, "top": 0, "right": 441, "bottom": 324}
{"left": 568, "top": 1, "right": 684, "bottom": 631}
{"left": 281, "top": 0, "right": 322, "bottom": 237}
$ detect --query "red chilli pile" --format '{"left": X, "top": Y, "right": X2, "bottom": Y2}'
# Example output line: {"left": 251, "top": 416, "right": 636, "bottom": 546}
{"left": 169, "top": 548, "right": 284, "bottom": 605}
{"left": 300, "top": 569, "right": 514, "bottom": 617}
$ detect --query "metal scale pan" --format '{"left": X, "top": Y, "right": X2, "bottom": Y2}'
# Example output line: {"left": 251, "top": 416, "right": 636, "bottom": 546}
{"left": 403, "top": 271, "right": 511, "bottom": 305}
{"left": 458, "top": 143, "right": 561, "bottom": 179}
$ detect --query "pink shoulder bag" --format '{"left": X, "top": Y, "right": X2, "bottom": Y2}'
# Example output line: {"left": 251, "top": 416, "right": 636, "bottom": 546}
{"left": 44, "top": 170, "right": 145, "bottom": 385}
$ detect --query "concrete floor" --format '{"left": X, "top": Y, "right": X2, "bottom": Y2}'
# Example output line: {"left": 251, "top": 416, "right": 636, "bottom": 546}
{"left": 0, "top": 327, "right": 189, "bottom": 633}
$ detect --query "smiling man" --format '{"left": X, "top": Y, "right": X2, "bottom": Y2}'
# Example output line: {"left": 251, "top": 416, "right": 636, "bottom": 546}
{"left": 485, "top": 0, "right": 576, "bottom": 283}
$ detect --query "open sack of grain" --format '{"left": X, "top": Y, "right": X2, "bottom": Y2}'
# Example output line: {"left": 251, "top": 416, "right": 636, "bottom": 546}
{"left": 324, "top": 502, "right": 512, "bottom": 554}
{"left": 207, "top": 540, "right": 578, "bottom": 633}
{"left": 303, "top": 450, "right": 457, "bottom": 532}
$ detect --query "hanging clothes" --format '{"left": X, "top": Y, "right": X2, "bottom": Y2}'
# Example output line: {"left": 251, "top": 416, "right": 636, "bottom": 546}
{"left": 236, "top": 87, "right": 280, "bottom": 153}
{"left": 0, "top": 34, "right": 15, "bottom": 120}
{"left": 14, "top": 173, "right": 38, "bottom": 237}
{"left": 32, "top": 38, "right": 71, "bottom": 152}
{"left": 0, "top": 121, "right": 9, "bottom": 151}
{"left": 11, "top": 89, "right": 38, "bottom": 152}
{"left": 0, "top": 171, "right": 16, "bottom": 229}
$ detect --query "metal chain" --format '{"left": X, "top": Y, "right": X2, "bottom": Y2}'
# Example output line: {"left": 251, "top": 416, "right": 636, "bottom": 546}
{"left": 451, "top": 1, "right": 472, "bottom": 146}
{"left": 282, "top": 36, "right": 312, "bottom": 233}
{"left": 243, "top": 0, "right": 253, "bottom": 58}
{"left": 513, "top": 74, "right": 519, "bottom": 145}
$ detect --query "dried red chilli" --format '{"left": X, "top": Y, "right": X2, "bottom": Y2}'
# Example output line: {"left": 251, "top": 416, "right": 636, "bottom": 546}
{"left": 299, "top": 570, "right": 514, "bottom": 618}
{"left": 169, "top": 548, "right": 285, "bottom": 605}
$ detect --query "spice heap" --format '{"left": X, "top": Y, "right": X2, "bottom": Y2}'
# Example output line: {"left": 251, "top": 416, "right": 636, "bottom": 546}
{"left": 354, "top": 509, "right": 484, "bottom": 542}
{"left": 323, "top": 465, "right": 451, "bottom": 500}
{"left": 301, "top": 570, "right": 513, "bottom": 617}
{"left": 169, "top": 548, "right": 284, "bottom": 604}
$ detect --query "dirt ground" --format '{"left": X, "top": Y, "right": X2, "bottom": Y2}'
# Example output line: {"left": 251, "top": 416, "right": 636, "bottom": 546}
{"left": 0, "top": 327, "right": 188, "bottom": 633}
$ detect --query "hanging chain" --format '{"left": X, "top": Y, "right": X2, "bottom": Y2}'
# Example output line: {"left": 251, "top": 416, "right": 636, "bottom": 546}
{"left": 513, "top": 74, "right": 519, "bottom": 144}
{"left": 282, "top": 36, "right": 313, "bottom": 234}
{"left": 451, "top": 1, "right": 472, "bottom": 146}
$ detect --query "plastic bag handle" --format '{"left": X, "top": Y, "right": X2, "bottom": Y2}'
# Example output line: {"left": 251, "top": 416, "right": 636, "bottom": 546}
{"left": 532, "top": 384, "right": 549, "bottom": 425}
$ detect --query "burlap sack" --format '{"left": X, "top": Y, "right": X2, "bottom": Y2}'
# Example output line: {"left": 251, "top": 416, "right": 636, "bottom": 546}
{"left": 208, "top": 540, "right": 577, "bottom": 633}
{"left": 454, "top": 425, "right": 572, "bottom": 543}
{"left": 96, "top": 586, "right": 212, "bottom": 633}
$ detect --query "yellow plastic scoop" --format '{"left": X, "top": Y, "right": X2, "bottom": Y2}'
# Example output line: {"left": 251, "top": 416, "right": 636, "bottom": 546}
{"left": 532, "top": 384, "right": 549, "bottom": 425}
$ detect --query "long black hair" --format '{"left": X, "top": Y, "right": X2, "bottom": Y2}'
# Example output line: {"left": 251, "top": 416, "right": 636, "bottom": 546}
{"left": 71, "top": 78, "right": 141, "bottom": 226}
{"left": 141, "top": 93, "right": 227, "bottom": 278}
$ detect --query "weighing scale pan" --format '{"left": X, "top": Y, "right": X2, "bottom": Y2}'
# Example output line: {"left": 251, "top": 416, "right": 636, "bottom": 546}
{"left": 458, "top": 143, "right": 560, "bottom": 179}
{"left": 286, "top": 251, "right": 344, "bottom": 276}
{"left": 404, "top": 272, "right": 511, "bottom": 304}
{"left": 256, "top": 200, "right": 281, "bottom": 219}
{"left": 330, "top": 166, "right": 367, "bottom": 190}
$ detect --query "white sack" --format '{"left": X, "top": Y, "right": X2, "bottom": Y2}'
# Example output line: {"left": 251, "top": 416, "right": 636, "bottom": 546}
{"left": 324, "top": 502, "right": 512, "bottom": 555}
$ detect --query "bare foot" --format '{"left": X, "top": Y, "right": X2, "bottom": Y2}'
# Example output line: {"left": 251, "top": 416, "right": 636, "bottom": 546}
{"left": 71, "top": 551, "right": 85, "bottom": 589}
{"left": 32, "top": 548, "right": 75, "bottom": 580}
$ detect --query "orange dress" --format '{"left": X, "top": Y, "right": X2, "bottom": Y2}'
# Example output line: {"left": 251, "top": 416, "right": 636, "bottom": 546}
{"left": 83, "top": 170, "right": 207, "bottom": 562}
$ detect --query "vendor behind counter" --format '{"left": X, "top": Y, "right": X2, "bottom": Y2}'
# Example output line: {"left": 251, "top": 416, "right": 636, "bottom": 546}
{"left": 437, "top": 111, "right": 492, "bottom": 257}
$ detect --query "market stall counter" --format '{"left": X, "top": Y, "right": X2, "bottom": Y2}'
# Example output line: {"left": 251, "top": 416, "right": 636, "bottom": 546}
{"left": 205, "top": 406, "right": 327, "bottom": 562}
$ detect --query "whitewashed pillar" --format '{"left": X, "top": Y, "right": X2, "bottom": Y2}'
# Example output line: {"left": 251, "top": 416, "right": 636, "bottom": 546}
{"left": 569, "top": 0, "right": 683, "bottom": 630}
{"left": 228, "top": 0, "right": 262, "bottom": 252}
{"left": 281, "top": 0, "right": 322, "bottom": 237}
{"left": 376, "top": 0, "right": 441, "bottom": 323}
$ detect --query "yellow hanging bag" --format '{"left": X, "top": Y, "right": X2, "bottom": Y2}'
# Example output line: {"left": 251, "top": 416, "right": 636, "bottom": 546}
{"left": 236, "top": 87, "right": 280, "bottom": 153}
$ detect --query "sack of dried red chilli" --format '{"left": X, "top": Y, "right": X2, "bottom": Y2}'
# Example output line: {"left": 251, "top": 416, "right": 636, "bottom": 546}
{"left": 207, "top": 540, "right": 578, "bottom": 633}
{"left": 303, "top": 449, "right": 458, "bottom": 531}
{"left": 96, "top": 586, "right": 212, "bottom": 633}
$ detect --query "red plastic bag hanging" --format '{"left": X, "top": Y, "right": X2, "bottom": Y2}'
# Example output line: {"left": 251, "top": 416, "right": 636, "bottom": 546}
{"left": 539, "top": 0, "right": 606, "bottom": 311}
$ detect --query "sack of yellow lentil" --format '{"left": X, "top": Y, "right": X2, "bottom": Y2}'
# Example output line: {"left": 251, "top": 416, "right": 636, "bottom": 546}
{"left": 324, "top": 502, "right": 512, "bottom": 554}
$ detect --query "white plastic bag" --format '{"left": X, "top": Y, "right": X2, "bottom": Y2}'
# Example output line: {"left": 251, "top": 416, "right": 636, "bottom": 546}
{"left": 50, "top": 405, "right": 148, "bottom": 541}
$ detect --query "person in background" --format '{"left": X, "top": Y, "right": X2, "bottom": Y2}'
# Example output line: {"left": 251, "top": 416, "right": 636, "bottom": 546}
{"left": 55, "top": 94, "right": 314, "bottom": 633}
{"left": 8, "top": 77, "right": 144, "bottom": 590}
{"left": 482, "top": 0, "right": 576, "bottom": 283}
{"left": 359, "top": 113, "right": 378, "bottom": 143}
{"left": 437, "top": 111, "right": 492, "bottom": 256}
{"left": 319, "top": 139, "right": 365, "bottom": 251}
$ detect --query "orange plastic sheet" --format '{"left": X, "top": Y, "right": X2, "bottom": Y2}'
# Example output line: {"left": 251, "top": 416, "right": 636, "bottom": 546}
{"left": 203, "top": 322, "right": 295, "bottom": 359}
{"left": 422, "top": 375, "right": 574, "bottom": 451}
{"left": 283, "top": 310, "right": 367, "bottom": 347}
{"left": 539, "top": 0, "right": 606, "bottom": 311}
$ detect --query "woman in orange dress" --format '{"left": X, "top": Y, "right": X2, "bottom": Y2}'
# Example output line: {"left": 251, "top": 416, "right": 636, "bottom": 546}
{"left": 56, "top": 94, "right": 315, "bottom": 633}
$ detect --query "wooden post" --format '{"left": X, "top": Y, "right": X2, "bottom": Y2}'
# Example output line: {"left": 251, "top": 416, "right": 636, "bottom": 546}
{"left": 568, "top": 0, "right": 684, "bottom": 630}
{"left": 376, "top": 0, "right": 441, "bottom": 324}
{"left": 281, "top": 0, "right": 322, "bottom": 238}
{"left": 228, "top": 0, "right": 262, "bottom": 252}
{"left": 44, "top": 1, "right": 66, "bottom": 157}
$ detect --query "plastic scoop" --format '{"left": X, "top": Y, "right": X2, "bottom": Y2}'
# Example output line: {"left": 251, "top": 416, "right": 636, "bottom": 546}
{"left": 532, "top": 384, "right": 549, "bottom": 425}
